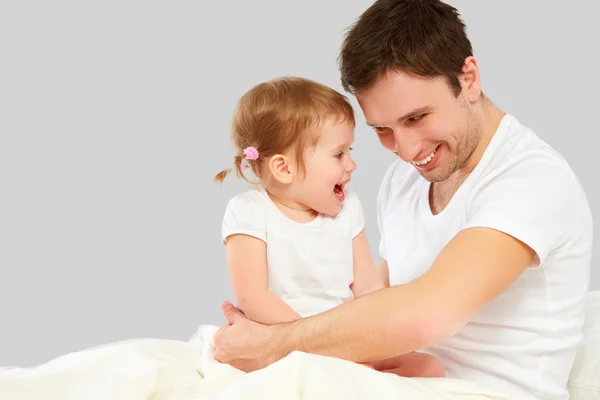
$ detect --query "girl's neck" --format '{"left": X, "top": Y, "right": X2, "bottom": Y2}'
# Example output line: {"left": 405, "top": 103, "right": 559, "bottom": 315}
{"left": 264, "top": 189, "right": 318, "bottom": 223}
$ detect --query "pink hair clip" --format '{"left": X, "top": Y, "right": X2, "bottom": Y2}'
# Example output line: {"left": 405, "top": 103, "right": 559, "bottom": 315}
{"left": 243, "top": 146, "right": 259, "bottom": 160}
{"left": 239, "top": 146, "right": 258, "bottom": 172}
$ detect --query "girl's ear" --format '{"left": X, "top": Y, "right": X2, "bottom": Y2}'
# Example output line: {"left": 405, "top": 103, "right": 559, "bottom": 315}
{"left": 268, "top": 154, "right": 294, "bottom": 184}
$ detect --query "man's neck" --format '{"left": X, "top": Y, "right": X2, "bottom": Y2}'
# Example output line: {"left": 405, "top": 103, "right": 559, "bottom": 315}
{"left": 429, "top": 99, "right": 505, "bottom": 215}
{"left": 458, "top": 99, "right": 505, "bottom": 178}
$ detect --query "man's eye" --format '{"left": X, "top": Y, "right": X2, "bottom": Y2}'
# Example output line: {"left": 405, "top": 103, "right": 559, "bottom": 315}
{"left": 409, "top": 114, "right": 425, "bottom": 122}
{"left": 373, "top": 126, "right": 391, "bottom": 134}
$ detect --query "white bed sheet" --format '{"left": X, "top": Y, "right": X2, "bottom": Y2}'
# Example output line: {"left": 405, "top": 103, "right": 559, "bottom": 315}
{"left": 1, "top": 291, "right": 597, "bottom": 400}
{"left": 0, "top": 324, "right": 512, "bottom": 400}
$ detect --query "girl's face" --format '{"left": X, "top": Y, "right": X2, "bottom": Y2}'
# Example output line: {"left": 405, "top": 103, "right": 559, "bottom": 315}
{"left": 291, "top": 118, "right": 357, "bottom": 217}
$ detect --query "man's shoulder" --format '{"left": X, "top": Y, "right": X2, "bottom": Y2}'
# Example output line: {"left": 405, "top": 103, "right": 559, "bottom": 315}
{"left": 482, "top": 114, "right": 582, "bottom": 191}
{"left": 470, "top": 114, "right": 592, "bottom": 229}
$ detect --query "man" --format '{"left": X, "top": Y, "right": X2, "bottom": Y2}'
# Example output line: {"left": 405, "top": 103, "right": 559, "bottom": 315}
{"left": 213, "top": 1, "right": 593, "bottom": 399}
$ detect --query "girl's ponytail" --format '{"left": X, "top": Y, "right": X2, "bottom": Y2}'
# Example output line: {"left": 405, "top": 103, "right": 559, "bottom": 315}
{"left": 213, "top": 147, "right": 259, "bottom": 184}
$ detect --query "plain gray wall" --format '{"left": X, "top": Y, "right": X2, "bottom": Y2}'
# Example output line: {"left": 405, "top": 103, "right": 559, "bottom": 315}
{"left": 1, "top": 1, "right": 598, "bottom": 367}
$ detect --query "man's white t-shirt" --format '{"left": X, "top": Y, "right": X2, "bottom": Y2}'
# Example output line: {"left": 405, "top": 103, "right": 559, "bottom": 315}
{"left": 221, "top": 187, "right": 365, "bottom": 318}
{"left": 377, "top": 114, "right": 593, "bottom": 400}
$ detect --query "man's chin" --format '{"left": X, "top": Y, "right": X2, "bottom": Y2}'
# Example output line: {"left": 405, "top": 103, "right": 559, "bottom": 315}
{"left": 415, "top": 166, "right": 452, "bottom": 183}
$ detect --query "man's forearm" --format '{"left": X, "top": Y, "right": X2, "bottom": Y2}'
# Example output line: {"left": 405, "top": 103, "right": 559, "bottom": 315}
{"left": 273, "top": 282, "right": 447, "bottom": 363}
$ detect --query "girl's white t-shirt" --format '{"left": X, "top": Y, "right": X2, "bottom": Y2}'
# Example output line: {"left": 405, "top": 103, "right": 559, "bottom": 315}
{"left": 221, "top": 187, "right": 364, "bottom": 318}
{"left": 378, "top": 114, "right": 593, "bottom": 400}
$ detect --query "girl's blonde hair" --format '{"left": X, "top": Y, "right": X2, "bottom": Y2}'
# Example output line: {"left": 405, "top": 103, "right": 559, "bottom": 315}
{"left": 214, "top": 76, "right": 355, "bottom": 183}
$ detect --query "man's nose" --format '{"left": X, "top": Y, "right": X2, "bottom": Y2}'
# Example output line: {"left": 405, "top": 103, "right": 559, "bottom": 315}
{"left": 394, "top": 129, "right": 422, "bottom": 163}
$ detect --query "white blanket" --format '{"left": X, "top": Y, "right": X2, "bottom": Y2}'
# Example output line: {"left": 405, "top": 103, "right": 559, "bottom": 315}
{"left": 0, "top": 325, "right": 512, "bottom": 400}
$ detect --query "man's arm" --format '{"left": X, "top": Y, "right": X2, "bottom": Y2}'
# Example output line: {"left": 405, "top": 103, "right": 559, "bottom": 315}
{"left": 273, "top": 227, "right": 535, "bottom": 363}
{"left": 214, "top": 227, "right": 536, "bottom": 370}
{"left": 226, "top": 234, "right": 302, "bottom": 325}
{"left": 269, "top": 157, "right": 579, "bottom": 363}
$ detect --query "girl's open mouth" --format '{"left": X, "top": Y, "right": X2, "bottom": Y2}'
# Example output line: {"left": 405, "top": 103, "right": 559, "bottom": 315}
{"left": 334, "top": 183, "right": 345, "bottom": 202}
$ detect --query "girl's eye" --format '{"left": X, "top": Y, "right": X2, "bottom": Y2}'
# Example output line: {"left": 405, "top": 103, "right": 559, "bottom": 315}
{"left": 335, "top": 148, "right": 352, "bottom": 159}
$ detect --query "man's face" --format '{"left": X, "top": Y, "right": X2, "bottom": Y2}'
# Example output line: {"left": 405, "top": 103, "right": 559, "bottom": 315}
{"left": 356, "top": 70, "right": 482, "bottom": 183}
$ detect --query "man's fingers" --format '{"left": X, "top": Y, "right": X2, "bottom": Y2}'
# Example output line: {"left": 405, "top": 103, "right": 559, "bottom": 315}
{"left": 213, "top": 323, "right": 229, "bottom": 345}
{"left": 214, "top": 347, "right": 226, "bottom": 363}
{"left": 221, "top": 300, "right": 246, "bottom": 324}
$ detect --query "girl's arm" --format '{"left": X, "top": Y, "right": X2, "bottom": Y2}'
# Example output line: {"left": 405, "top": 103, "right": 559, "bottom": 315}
{"left": 350, "top": 230, "right": 386, "bottom": 298}
{"left": 225, "top": 233, "right": 302, "bottom": 325}
{"left": 379, "top": 259, "right": 390, "bottom": 288}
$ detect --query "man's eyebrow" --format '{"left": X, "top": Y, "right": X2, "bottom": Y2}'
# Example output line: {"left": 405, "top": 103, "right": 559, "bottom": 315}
{"left": 366, "top": 106, "right": 433, "bottom": 127}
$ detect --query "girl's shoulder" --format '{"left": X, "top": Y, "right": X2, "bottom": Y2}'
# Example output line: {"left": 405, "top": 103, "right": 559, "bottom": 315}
{"left": 221, "top": 189, "right": 269, "bottom": 243}
{"left": 226, "top": 188, "right": 268, "bottom": 208}
{"left": 223, "top": 189, "right": 271, "bottom": 221}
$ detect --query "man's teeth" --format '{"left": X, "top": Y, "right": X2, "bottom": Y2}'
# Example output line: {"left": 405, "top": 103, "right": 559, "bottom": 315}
{"left": 412, "top": 147, "right": 438, "bottom": 166}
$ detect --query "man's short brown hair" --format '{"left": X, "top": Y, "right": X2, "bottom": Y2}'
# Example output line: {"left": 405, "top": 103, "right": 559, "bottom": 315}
{"left": 338, "top": 0, "right": 473, "bottom": 96}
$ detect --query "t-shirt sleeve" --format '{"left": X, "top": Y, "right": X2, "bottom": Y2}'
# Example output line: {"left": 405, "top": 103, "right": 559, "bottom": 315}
{"left": 221, "top": 192, "right": 267, "bottom": 243}
{"left": 344, "top": 188, "right": 365, "bottom": 238}
{"left": 463, "top": 157, "right": 579, "bottom": 265}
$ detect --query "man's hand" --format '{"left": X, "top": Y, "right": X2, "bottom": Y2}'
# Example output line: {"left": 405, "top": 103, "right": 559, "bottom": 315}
{"left": 213, "top": 301, "right": 285, "bottom": 372}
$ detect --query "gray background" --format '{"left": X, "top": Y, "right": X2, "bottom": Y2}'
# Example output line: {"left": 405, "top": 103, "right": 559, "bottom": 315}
{"left": 1, "top": 1, "right": 598, "bottom": 367}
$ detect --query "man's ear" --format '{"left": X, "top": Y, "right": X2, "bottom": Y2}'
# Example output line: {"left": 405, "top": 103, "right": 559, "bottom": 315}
{"left": 460, "top": 56, "right": 482, "bottom": 103}
{"left": 268, "top": 154, "right": 293, "bottom": 184}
